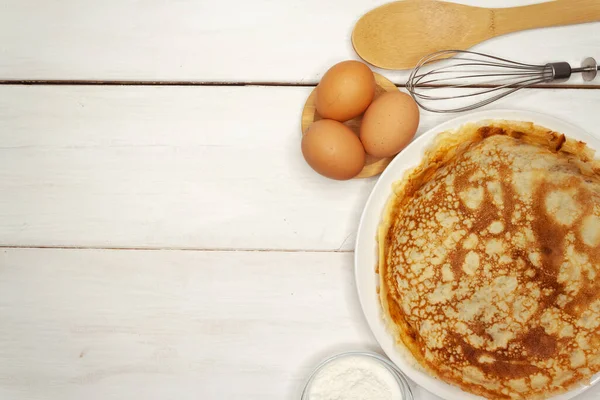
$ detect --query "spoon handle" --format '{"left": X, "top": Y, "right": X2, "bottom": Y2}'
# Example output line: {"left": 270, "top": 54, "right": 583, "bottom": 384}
{"left": 493, "top": 0, "right": 600, "bottom": 36}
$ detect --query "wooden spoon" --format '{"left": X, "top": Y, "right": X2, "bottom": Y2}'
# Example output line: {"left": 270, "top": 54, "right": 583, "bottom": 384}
{"left": 352, "top": 0, "right": 600, "bottom": 70}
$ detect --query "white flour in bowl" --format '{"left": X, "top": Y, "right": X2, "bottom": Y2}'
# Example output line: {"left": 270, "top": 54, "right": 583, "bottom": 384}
{"left": 307, "top": 355, "right": 404, "bottom": 400}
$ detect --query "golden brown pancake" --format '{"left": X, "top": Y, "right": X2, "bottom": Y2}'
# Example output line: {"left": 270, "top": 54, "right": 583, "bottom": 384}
{"left": 379, "top": 120, "right": 600, "bottom": 399}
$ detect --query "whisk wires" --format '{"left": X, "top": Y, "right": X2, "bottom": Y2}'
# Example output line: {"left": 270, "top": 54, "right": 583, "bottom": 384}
{"left": 406, "top": 50, "right": 556, "bottom": 113}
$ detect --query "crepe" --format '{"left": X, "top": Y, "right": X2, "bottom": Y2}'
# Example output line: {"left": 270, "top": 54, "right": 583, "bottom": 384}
{"left": 379, "top": 120, "right": 600, "bottom": 399}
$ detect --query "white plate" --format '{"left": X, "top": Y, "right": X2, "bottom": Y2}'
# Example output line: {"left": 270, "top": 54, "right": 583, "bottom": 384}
{"left": 354, "top": 109, "right": 600, "bottom": 400}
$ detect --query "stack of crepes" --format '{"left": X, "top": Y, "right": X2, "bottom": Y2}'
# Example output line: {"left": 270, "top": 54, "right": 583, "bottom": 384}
{"left": 379, "top": 120, "right": 600, "bottom": 399}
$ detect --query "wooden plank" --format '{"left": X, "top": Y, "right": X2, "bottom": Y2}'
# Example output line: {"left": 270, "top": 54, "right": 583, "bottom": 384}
{"left": 1, "top": 86, "right": 600, "bottom": 251}
{"left": 0, "top": 85, "right": 374, "bottom": 250}
{"left": 1, "top": 248, "right": 600, "bottom": 399}
{"left": 0, "top": 248, "right": 379, "bottom": 400}
{"left": 0, "top": 0, "right": 598, "bottom": 84}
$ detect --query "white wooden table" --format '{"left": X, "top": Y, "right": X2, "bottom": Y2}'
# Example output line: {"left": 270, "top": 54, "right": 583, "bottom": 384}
{"left": 0, "top": 1, "right": 599, "bottom": 399}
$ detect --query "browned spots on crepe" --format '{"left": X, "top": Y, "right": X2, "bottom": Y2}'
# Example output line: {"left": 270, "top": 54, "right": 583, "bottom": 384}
{"left": 379, "top": 120, "right": 600, "bottom": 399}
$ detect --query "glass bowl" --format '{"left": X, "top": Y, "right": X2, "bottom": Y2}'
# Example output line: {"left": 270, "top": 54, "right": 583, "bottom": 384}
{"left": 301, "top": 351, "right": 414, "bottom": 400}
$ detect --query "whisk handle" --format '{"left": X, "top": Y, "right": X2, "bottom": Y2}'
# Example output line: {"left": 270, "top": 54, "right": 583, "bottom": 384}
{"left": 493, "top": 0, "right": 600, "bottom": 36}
{"left": 548, "top": 62, "right": 572, "bottom": 81}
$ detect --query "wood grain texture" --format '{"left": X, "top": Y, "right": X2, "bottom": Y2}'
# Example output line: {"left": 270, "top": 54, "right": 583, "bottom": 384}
{"left": 2, "top": 85, "right": 600, "bottom": 251}
{"left": 494, "top": 0, "right": 600, "bottom": 35}
{"left": 301, "top": 72, "right": 397, "bottom": 178}
{"left": 352, "top": 0, "right": 600, "bottom": 69}
{"left": 0, "top": 249, "right": 376, "bottom": 400}
{"left": 0, "top": 0, "right": 599, "bottom": 84}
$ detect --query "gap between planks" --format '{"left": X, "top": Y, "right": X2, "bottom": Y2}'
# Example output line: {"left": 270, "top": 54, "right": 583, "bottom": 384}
{"left": 0, "top": 79, "right": 599, "bottom": 89}
{"left": 0, "top": 245, "right": 354, "bottom": 254}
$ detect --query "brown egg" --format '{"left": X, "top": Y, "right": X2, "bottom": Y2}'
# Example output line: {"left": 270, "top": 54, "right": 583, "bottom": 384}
{"left": 360, "top": 91, "right": 420, "bottom": 157}
{"left": 315, "top": 61, "right": 376, "bottom": 122}
{"left": 301, "top": 119, "right": 366, "bottom": 180}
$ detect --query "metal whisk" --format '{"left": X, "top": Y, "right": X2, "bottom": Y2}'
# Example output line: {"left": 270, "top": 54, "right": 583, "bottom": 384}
{"left": 406, "top": 50, "right": 599, "bottom": 113}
